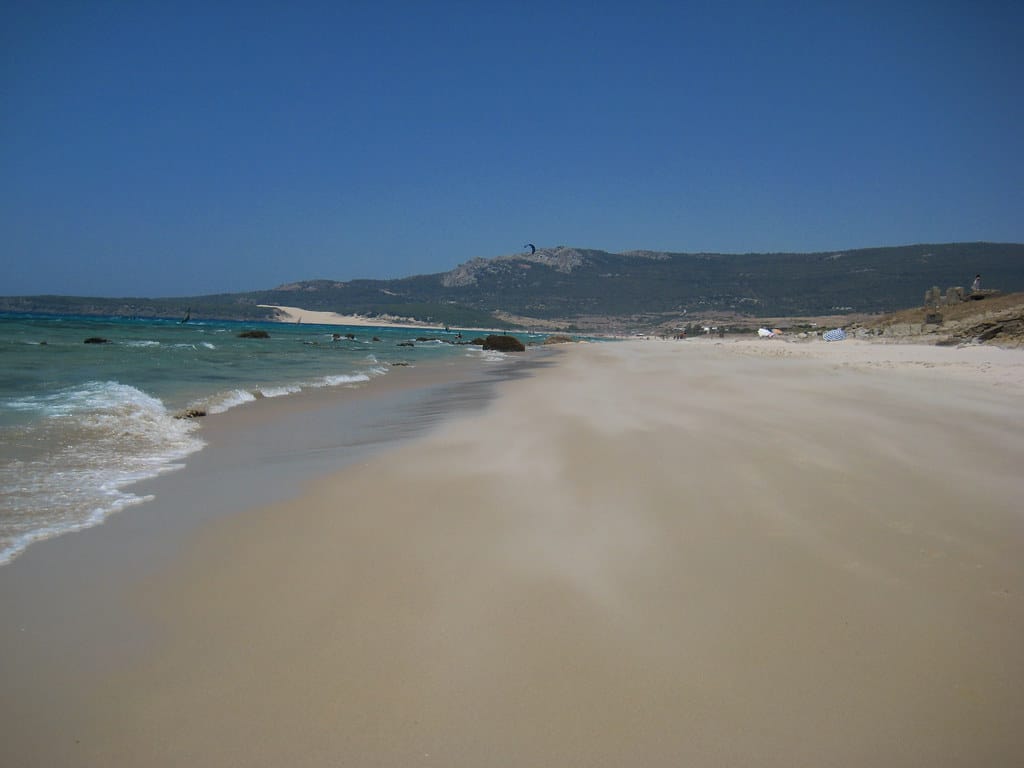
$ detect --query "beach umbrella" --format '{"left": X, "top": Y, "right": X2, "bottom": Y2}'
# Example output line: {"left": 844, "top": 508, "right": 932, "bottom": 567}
{"left": 823, "top": 328, "right": 847, "bottom": 342}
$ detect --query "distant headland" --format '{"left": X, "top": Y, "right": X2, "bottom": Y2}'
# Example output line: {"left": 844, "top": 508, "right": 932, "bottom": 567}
{"left": 2, "top": 242, "right": 1023, "bottom": 335}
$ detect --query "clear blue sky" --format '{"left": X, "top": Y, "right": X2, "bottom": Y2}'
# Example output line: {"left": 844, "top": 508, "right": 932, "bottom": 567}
{"left": 2, "top": 1, "right": 1022, "bottom": 297}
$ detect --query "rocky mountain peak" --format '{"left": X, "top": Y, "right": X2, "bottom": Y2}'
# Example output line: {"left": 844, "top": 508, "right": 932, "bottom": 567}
{"left": 441, "top": 246, "right": 588, "bottom": 287}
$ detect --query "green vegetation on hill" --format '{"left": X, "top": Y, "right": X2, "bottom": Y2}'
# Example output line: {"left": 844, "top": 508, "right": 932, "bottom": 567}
{"left": 0, "top": 294, "right": 276, "bottom": 322}
{"left": 3, "top": 242, "right": 1022, "bottom": 327}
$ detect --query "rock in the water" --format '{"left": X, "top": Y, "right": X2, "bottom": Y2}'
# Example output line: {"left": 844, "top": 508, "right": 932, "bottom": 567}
{"left": 237, "top": 330, "right": 270, "bottom": 338}
{"left": 84, "top": 337, "right": 110, "bottom": 344}
{"left": 481, "top": 334, "right": 525, "bottom": 352}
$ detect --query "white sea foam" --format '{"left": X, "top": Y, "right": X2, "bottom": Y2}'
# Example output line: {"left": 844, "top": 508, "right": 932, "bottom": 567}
{"left": 468, "top": 348, "right": 508, "bottom": 363}
{"left": 314, "top": 373, "right": 372, "bottom": 387}
{"left": 254, "top": 384, "right": 303, "bottom": 398}
{"left": 0, "top": 381, "right": 204, "bottom": 565}
{"left": 125, "top": 340, "right": 160, "bottom": 347}
{"left": 5, "top": 381, "right": 149, "bottom": 417}
{"left": 194, "top": 367, "right": 387, "bottom": 414}
{"left": 200, "top": 342, "right": 216, "bottom": 349}
{"left": 318, "top": 365, "right": 392, "bottom": 388}
{"left": 202, "top": 389, "right": 258, "bottom": 414}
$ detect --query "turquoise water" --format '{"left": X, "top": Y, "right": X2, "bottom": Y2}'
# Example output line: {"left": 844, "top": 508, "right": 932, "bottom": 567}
{"left": 0, "top": 313, "right": 516, "bottom": 564}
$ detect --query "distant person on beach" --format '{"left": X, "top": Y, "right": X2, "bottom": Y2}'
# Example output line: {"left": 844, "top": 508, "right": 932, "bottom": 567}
{"left": 972, "top": 274, "right": 981, "bottom": 292}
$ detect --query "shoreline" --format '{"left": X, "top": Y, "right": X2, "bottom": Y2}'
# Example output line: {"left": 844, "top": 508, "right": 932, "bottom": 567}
{"left": 0, "top": 349, "right": 542, "bottom": 569}
{"left": 0, "top": 352, "right": 549, "bottom": 728}
{"left": 2, "top": 339, "right": 1023, "bottom": 765}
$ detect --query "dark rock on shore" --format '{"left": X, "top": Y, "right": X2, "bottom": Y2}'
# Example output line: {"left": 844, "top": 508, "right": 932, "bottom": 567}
{"left": 174, "top": 408, "right": 207, "bottom": 419}
{"left": 481, "top": 334, "right": 525, "bottom": 352}
{"left": 965, "top": 318, "right": 1024, "bottom": 344}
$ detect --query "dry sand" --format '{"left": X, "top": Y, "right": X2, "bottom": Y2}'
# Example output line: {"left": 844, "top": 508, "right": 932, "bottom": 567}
{"left": 4, "top": 339, "right": 1024, "bottom": 766}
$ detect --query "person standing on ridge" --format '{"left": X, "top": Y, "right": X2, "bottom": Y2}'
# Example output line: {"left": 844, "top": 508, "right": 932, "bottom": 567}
{"left": 972, "top": 274, "right": 982, "bottom": 292}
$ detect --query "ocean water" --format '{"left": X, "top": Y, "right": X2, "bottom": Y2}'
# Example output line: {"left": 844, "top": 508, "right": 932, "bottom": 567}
{"left": 0, "top": 313, "right": 519, "bottom": 565}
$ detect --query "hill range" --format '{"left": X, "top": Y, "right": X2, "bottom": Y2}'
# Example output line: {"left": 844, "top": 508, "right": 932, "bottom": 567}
{"left": 2, "top": 242, "right": 1023, "bottom": 333}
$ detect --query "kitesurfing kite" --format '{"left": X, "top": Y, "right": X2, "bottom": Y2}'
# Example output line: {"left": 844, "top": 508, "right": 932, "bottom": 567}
{"left": 524, "top": 243, "right": 536, "bottom": 255}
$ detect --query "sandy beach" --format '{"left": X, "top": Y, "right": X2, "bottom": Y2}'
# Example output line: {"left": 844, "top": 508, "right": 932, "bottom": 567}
{"left": 258, "top": 304, "right": 454, "bottom": 329}
{"left": 2, "top": 338, "right": 1023, "bottom": 766}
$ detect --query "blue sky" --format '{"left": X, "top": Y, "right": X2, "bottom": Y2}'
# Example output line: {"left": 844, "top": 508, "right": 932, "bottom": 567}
{"left": 2, "top": 1, "right": 1022, "bottom": 297}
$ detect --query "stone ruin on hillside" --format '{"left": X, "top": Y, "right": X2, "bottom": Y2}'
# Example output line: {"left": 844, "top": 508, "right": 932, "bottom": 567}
{"left": 925, "top": 284, "right": 1000, "bottom": 309}
{"left": 924, "top": 285, "right": 965, "bottom": 307}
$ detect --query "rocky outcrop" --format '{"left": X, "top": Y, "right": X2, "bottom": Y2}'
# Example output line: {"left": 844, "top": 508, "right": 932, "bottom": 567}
{"left": 481, "top": 334, "right": 525, "bottom": 352}
{"left": 524, "top": 247, "right": 587, "bottom": 273}
{"left": 441, "top": 257, "right": 491, "bottom": 287}
{"left": 864, "top": 290, "right": 1024, "bottom": 347}
{"left": 441, "top": 247, "right": 589, "bottom": 288}
{"left": 956, "top": 316, "right": 1024, "bottom": 346}
{"left": 237, "top": 330, "right": 270, "bottom": 338}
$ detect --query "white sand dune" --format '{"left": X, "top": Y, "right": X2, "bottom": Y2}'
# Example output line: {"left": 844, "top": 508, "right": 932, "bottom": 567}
{"left": 258, "top": 303, "right": 432, "bottom": 328}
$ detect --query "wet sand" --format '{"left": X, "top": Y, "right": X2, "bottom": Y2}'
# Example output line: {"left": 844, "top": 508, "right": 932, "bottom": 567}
{"left": 2, "top": 339, "right": 1023, "bottom": 766}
